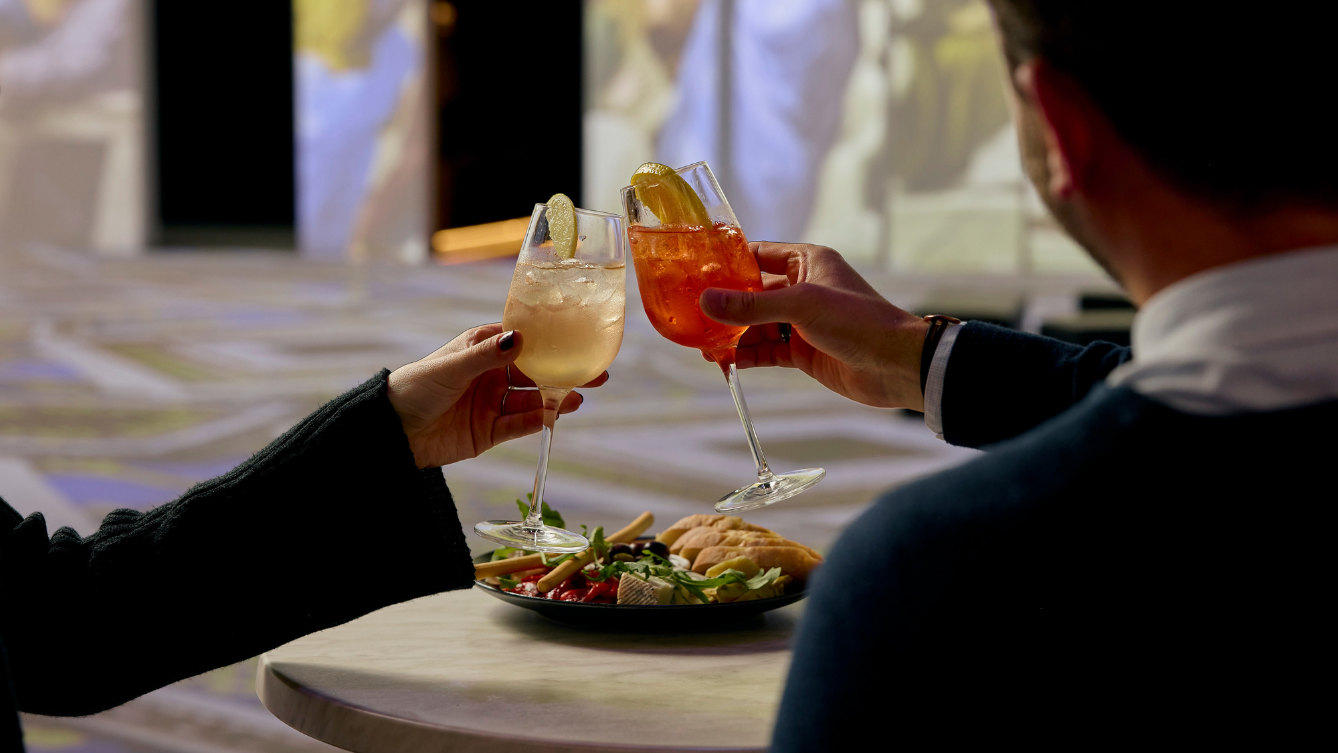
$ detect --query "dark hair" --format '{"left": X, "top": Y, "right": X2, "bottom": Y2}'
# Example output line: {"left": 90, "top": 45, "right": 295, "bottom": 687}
{"left": 987, "top": 1, "right": 1338, "bottom": 208}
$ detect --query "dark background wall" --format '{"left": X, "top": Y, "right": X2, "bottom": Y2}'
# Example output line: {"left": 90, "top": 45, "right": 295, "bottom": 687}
{"left": 151, "top": 0, "right": 296, "bottom": 247}
{"left": 151, "top": 0, "right": 584, "bottom": 249}
{"left": 435, "top": 0, "right": 583, "bottom": 228}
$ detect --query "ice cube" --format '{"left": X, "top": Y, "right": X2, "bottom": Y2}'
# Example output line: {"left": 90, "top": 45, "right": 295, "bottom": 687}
{"left": 586, "top": 284, "right": 616, "bottom": 306}
{"left": 535, "top": 283, "right": 563, "bottom": 308}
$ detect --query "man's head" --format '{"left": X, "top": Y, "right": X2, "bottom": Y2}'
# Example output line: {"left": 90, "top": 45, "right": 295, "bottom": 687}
{"left": 986, "top": 1, "right": 1338, "bottom": 298}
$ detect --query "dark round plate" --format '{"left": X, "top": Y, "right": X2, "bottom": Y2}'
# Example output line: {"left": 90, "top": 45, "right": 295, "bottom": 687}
{"left": 473, "top": 550, "right": 806, "bottom": 631}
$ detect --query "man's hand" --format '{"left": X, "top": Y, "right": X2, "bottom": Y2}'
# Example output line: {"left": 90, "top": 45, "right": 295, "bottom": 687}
{"left": 388, "top": 324, "right": 608, "bottom": 468}
{"left": 699, "top": 243, "right": 929, "bottom": 410}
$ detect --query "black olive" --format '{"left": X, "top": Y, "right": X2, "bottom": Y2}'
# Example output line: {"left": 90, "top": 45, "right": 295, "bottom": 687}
{"left": 629, "top": 541, "right": 648, "bottom": 554}
{"left": 609, "top": 543, "right": 633, "bottom": 559}
{"left": 645, "top": 540, "right": 670, "bottom": 559}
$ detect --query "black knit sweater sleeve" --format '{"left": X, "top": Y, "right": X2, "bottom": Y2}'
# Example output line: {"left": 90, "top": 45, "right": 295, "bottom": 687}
{"left": 940, "top": 322, "right": 1132, "bottom": 448}
{"left": 0, "top": 370, "right": 475, "bottom": 716}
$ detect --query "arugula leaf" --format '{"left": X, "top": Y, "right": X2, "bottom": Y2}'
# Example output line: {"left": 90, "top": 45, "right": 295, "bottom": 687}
{"left": 541, "top": 551, "right": 574, "bottom": 567}
{"left": 563, "top": 552, "right": 786, "bottom": 604}
{"left": 746, "top": 567, "right": 784, "bottom": 590}
{"left": 514, "top": 496, "right": 565, "bottom": 529}
{"left": 590, "top": 526, "right": 608, "bottom": 563}
{"left": 497, "top": 574, "right": 519, "bottom": 589}
{"left": 541, "top": 500, "right": 565, "bottom": 528}
{"left": 489, "top": 546, "right": 534, "bottom": 561}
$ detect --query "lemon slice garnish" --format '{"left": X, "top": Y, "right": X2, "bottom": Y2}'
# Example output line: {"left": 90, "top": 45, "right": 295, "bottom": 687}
{"left": 547, "top": 192, "right": 578, "bottom": 259}
{"left": 630, "top": 163, "right": 712, "bottom": 227}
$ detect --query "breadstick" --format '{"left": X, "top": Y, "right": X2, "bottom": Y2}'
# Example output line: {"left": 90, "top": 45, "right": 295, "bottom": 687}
{"left": 474, "top": 553, "right": 545, "bottom": 580}
{"left": 537, "top": 511, "right": 654, "bottom": 593}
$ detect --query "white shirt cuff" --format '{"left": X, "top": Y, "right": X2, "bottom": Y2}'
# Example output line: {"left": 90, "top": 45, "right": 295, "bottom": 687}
{"left": 923, "top": 323, "right": 962, "bottom": 439}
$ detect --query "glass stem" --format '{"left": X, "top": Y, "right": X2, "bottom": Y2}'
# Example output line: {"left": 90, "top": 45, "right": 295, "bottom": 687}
{"left": 723, "top": 362, "right": 774, "bottom": 482}
{"left": 525, "top": 387, "right": 569, "bottom": 530}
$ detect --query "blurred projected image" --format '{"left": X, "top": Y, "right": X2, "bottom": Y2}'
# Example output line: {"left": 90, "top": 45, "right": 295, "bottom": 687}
{"left": 585, "top": 0, "right": 1094, "bottom": 275}
{"left": 294, "top": 0, "right": 429, "bottom": 262}
{"left": 0, "top": 0, "right": 144, "bottom": 254}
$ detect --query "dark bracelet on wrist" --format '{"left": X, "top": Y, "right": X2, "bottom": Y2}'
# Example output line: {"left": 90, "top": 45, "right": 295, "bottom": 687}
{"left": 919, "top": 315, "right": 962, "bottom": 396}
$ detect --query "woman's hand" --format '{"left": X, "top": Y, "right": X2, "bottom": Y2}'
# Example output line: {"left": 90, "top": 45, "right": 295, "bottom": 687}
{"left": 388, "top": 324, "right": 608, "bottom": 468}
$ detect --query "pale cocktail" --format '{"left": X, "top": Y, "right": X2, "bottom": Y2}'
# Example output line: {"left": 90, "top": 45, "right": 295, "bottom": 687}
{"left": 503, "top": 259, "right": 625, "bottom": 388}
{"left": 474, "top": 195, "right": 627, "bottom": 553}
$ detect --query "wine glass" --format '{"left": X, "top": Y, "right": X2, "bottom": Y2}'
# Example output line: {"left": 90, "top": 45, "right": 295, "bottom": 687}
{"left": 621, "top": 162, "right": 824, "bottom": 513}
{"left": 474, "top": 203, "right": 627, "bottom": 552}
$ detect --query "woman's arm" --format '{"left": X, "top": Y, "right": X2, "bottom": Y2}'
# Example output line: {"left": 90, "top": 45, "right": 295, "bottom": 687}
{"left": 2, "top": 371, "right": 472, "bottom": 715}
{"left": 1, "top": 324, "right": 603, "bottom": 716}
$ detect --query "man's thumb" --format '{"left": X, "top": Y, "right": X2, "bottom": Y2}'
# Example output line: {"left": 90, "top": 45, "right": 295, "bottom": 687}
{"left": 700, "top": 286, "right": 806, "bottom": 327}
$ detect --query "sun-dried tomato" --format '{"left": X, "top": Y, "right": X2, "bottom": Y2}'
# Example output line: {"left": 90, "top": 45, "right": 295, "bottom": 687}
{"left": 506, "top": 581, "right": 540, "bottom": 597}
{"left": 581, "top": 577, "right": 619, "bottom": 603}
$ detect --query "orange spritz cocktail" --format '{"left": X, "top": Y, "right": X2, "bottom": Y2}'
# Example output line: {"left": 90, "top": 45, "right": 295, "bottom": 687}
{"left": 627, "top": 221, "right": 762, "bottom": 358}
{"left": 621, "top": 161, "right": 824, "bottom": 514}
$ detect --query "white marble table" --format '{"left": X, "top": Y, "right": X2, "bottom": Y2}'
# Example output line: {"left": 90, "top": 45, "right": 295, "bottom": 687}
{"left": 257, "top": 586, "right": 803, "bottom": 752}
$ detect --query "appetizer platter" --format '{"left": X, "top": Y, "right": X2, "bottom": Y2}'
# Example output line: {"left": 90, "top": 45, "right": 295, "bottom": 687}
{"left": 473, "top": 506, "right": 822, "bottom": 629}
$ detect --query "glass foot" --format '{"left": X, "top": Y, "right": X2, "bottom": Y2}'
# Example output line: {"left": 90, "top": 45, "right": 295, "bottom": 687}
{"left": 474, "top": 521, "right": 589, "bottom": 553}
{"left": 714, "top": 467, "right": 826, "bottom": 514}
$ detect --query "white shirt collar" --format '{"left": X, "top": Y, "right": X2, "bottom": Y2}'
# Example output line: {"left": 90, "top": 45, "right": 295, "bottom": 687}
{"left": 1107, "top": 244, "right": 1338, "bottom": 414}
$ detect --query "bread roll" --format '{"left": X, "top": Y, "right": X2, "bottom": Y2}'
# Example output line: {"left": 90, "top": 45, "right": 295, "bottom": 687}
{"left": 670, "top": 526, "right": 779, "bottom": 554}
{"left": 709, "top": 517, "right": 772, "bottom": 535}
{"left": 675, "top": 528, "right": 821, "bottom": 563}
{"left": 655, "top": 514, "right": 728, "bottom": 545}
{"left": 684, "top": 534, "right": 822, "bottom": 565}
{"left": 656, "top": 515, "right": 775, "bottom": 546}
{"left": 692, "top": 545, "right": 823, "bottom": 582}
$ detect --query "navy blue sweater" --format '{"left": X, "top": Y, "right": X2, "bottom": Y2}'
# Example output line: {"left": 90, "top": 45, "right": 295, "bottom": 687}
{"left": 773, "top": 323, "right": 1332, "bottom": 749}
{"left": 0, "top": 372, "right": 477, "bottom": 751}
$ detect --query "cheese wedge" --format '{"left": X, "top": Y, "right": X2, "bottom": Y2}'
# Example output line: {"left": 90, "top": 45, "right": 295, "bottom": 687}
{"left": 617, "top": 574, "right": 675, "bottom": 605}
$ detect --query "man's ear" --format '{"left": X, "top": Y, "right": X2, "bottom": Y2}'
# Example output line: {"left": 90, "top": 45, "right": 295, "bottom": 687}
{"left": 1014, "top": 60, "right": 1097, "bottom": 199}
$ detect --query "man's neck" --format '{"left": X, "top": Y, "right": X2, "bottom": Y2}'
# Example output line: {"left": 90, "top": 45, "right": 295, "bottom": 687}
{"left": 1083, "top": 174, "right": 1338, "bottom": 306}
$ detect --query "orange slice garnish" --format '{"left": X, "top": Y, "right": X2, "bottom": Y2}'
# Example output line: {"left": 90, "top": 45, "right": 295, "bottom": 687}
{"left": 630, "top": 163, "right": 711, "bottom": 227}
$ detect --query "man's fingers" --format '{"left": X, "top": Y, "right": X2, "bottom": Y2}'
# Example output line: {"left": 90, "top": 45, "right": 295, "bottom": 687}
{"left": 736, "top": 339, "right": 792, "bottom": 370}
{"left": 738, "top": 326, "right": 765, "bottom": 346}
{"left": 748, "top": 242, "right": 805, "bottom": 278}
{"left": 700, "top": 284, "right": 820, "bottom": 328}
